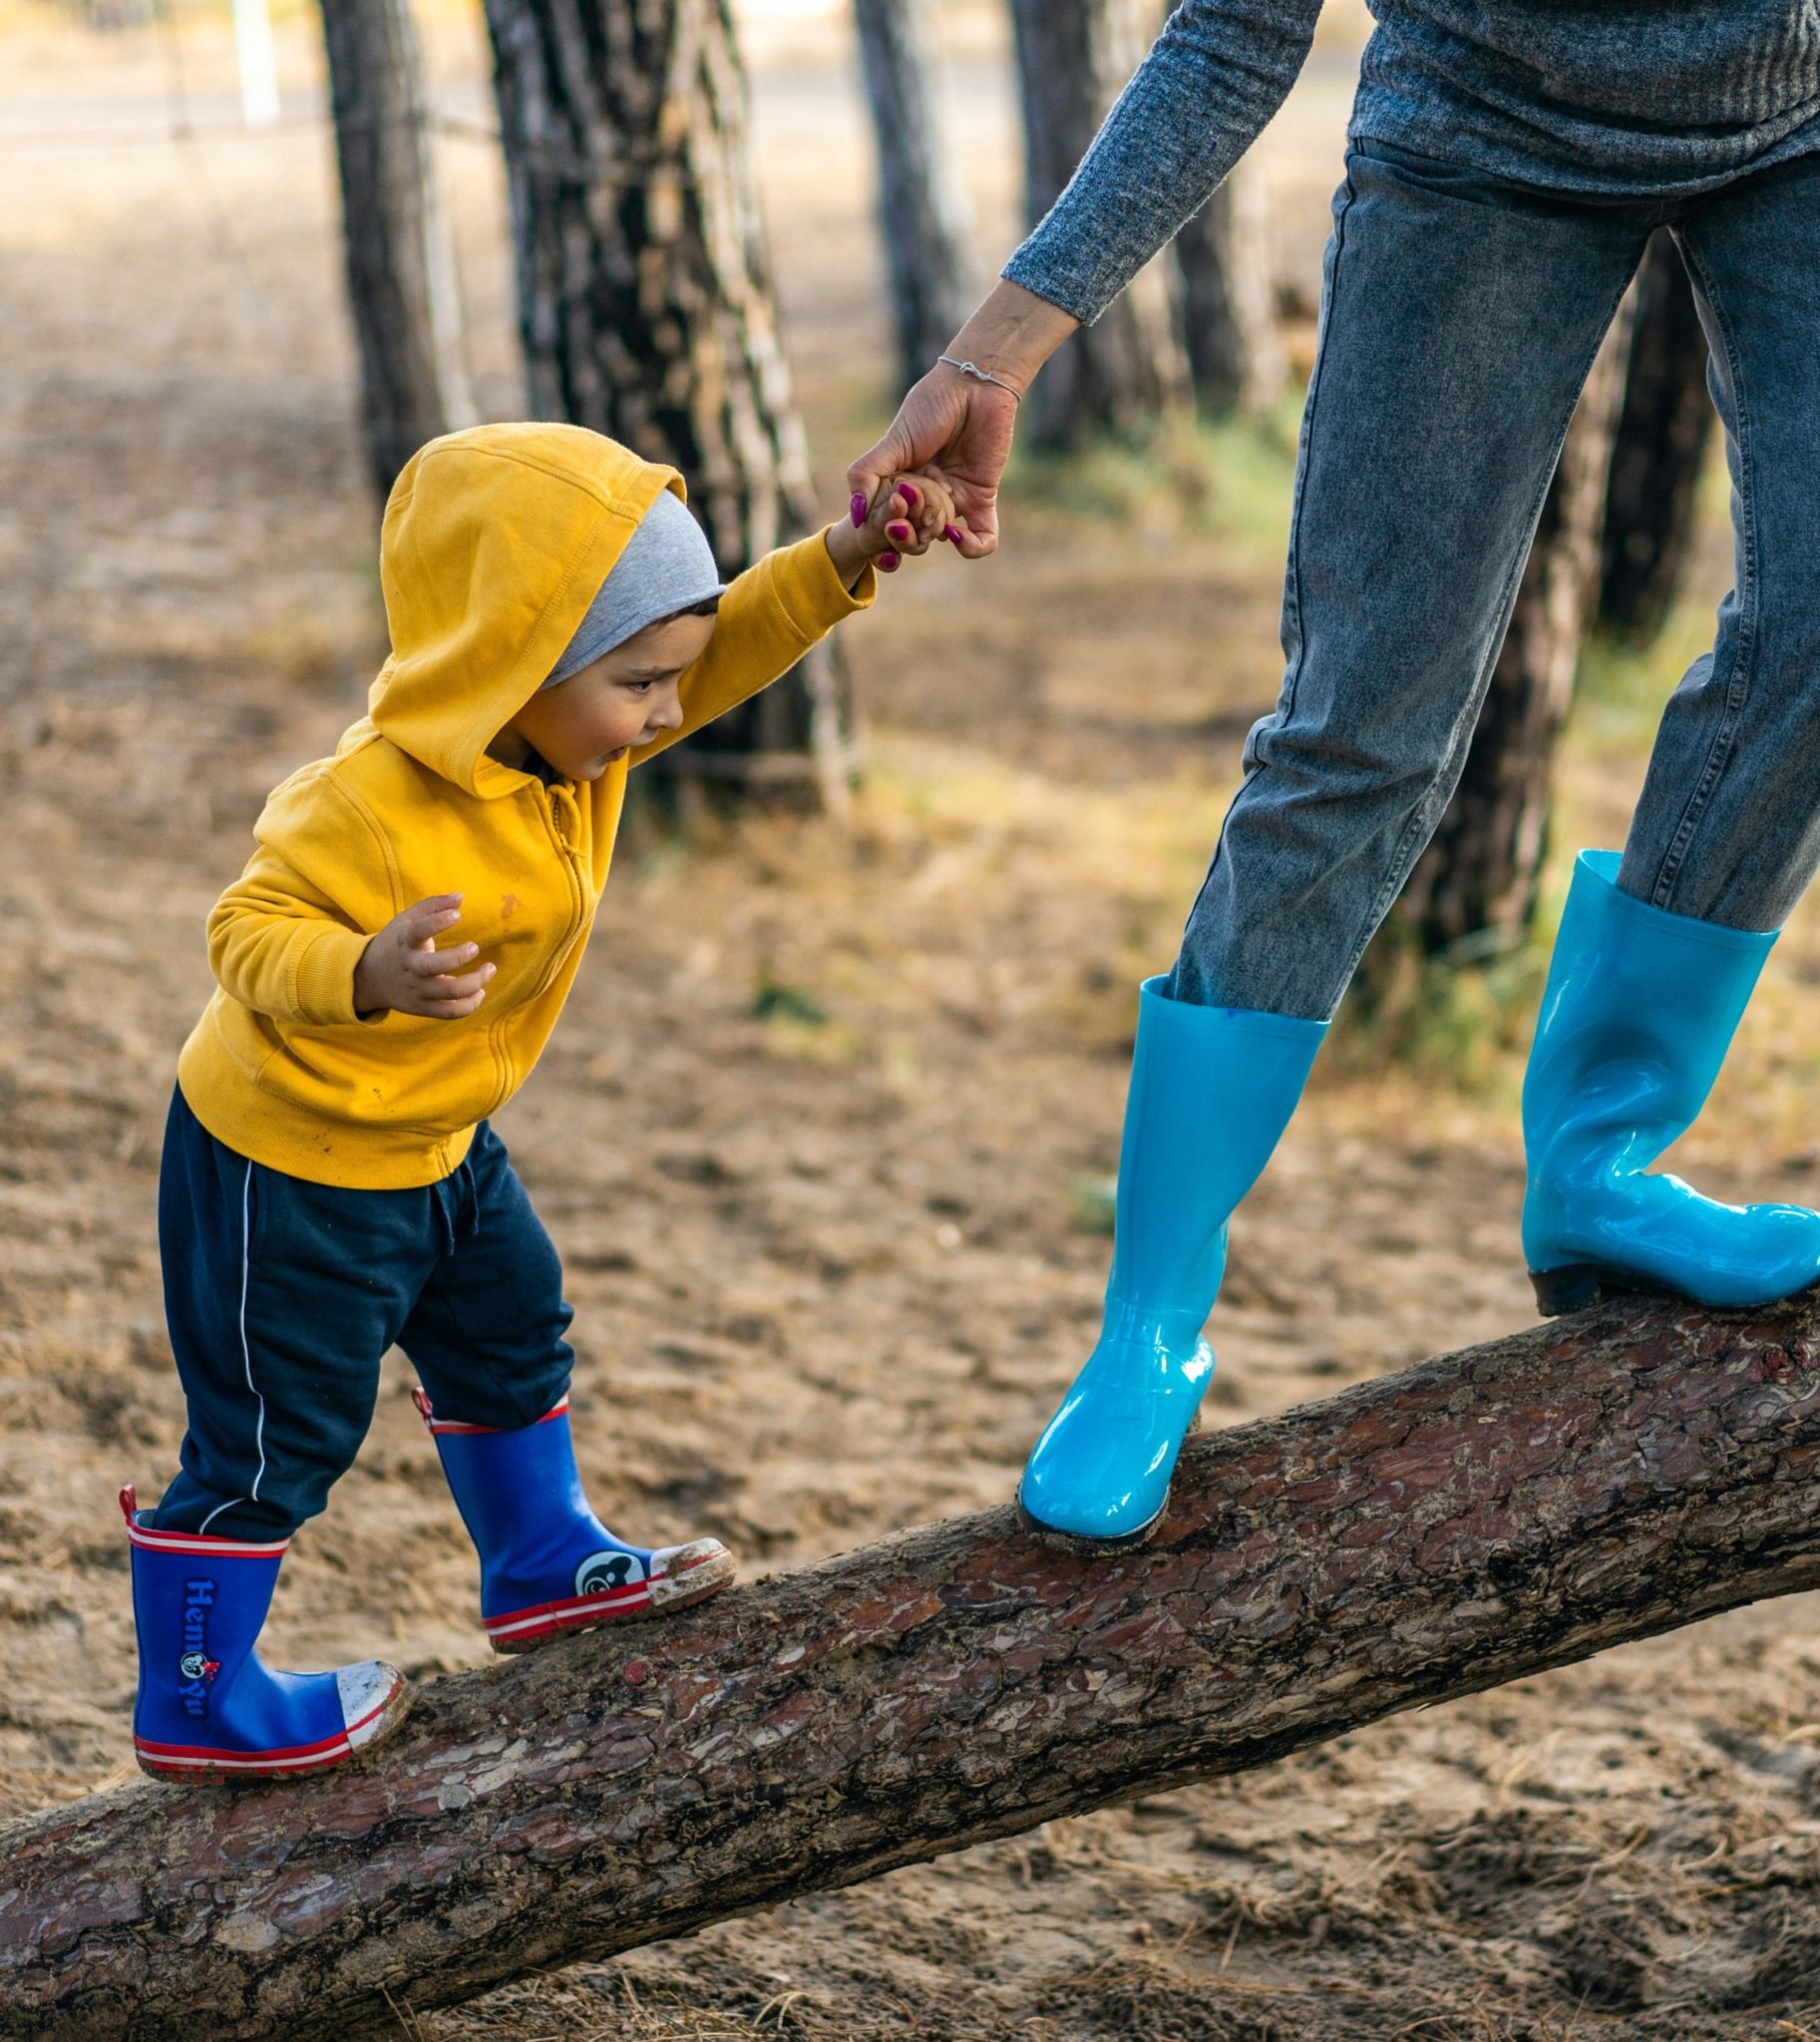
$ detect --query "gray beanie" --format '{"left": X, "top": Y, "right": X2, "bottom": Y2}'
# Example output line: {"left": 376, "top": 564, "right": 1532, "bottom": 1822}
{"left": 544, "top": 488, "right": 726, "bottom": 688}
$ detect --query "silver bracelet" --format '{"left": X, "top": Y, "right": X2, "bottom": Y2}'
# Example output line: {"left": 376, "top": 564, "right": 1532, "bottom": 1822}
{"left": 937, "top": 354, "right": 1023, "bottom": 401}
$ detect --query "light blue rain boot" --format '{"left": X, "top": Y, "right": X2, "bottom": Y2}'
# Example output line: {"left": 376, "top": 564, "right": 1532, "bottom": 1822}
{"left": 123, "top": 1486, "right": 410, "bottom": 1781}
{"left": 1523, "top": 849, "right": 1820, "bottom": 1316}
{"left": 415, "top": 1393, "right": 737, "bottom": 1652}
{"left": 1017, "top": 977, "right": 1327, "bottom": 1550}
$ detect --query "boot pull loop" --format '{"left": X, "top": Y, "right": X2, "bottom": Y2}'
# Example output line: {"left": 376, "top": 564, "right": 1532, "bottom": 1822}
{"left": 411, "top": 1387, "right": 435, "bottom": 1428}
{"left": 119, "top": 1483, "right": 138, "bottom": 1525}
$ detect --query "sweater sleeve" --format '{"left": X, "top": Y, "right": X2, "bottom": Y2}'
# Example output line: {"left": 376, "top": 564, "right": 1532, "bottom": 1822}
{"left": 1002, "top": 0, "right": 1325, "bottom": 326}
{"left": 205, "top": 768, "right": 393, "bottom": 1027}
{"left": 628, "top": 528, "right": 878, "bottom": 766}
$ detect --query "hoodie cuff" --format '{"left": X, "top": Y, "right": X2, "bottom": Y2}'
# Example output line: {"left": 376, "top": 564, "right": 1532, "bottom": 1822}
{"left": 288, "top": 920, "right": 373, "bottom": 1027}
{"left": 774, "top": 527, "right": 878, "bottom": 639}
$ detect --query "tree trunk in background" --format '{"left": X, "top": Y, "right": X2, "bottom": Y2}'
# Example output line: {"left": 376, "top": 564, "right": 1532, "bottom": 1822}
{"left": 1007, "top": 0, "right": 1189, "bottom": 451}
{"left": 1383, "top": 311, "right": 1634, "bottom": 966}
{"left": 1599, "top": 230, "right": 1714, "bottom": 645}
{"left": 1175, "top": 163, "right": 1285, "bottom": 416}
{"left": 13, "top": 1287, "right": 1820, "bottom": 2038}
{"left": 853, "top": 0, "right": 970, "bottom": 400}
{"left": 481, "top": 0, "right": 855, "bottom": 803}
{"left": 318, "top": 0, "right": 476, "bottom": 501}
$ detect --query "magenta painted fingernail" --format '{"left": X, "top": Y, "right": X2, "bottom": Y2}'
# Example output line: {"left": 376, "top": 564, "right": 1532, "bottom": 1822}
{"left": 941, "top": 523, "right": 964, "bottom": 544}
{"left": 899, "top": 482, "right": 919, "bottom": 508}
{"left": 879, "top": 550, "right": 901, "bottom": 571}
{"left": 850, "top": 492, "right": 869, "bottom": 528}
{"left": 887, "top": 520, "right": 912, "bottom": 543}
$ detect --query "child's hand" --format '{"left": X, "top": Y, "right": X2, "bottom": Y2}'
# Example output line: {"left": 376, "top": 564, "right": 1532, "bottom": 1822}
{"left": 825, "top": 470, "right": 966, "bottom": 586}
{"left": 855, "top": 469, "right": 964, "bottom": 572}
{"left": 352, "top": 894, "right": 496, "bottom": 1020}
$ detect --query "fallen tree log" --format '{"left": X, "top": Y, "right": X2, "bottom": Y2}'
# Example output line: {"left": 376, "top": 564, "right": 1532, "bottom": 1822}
{"left": 8, "top": 1289, "right": 1820, "bottom": 2040}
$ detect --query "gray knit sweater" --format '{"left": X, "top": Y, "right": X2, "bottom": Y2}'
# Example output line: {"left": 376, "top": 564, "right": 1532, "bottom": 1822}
{"left": 1003, "top": 2, "right": 1820, "bottom": 325}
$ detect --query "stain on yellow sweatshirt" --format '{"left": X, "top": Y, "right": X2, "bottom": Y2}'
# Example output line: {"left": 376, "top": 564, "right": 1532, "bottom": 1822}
{"left": 178, "top": 423, "right": 875, "bottom": 1189}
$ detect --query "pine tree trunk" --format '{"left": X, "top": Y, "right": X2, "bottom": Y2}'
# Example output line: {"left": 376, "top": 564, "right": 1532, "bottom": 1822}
{"left": 1385, "top": 310, "right": 1635, "bottom": 963}
{"left": 318, "top": 0, "right": 476, "bottom": 501}
{"left": 852, "top": 0, "right": 970, "bottom": 399}
{"left": 10, "top": 1288, "right": 1820, "bottom": 2039}
{"left": 1175, "top": 164, "right": 1285, "bottom": 416}
{"left": 1006, "top": 0, "right": 1190, "bottom": 451}
{"left": 1598, "top": 229, "right": 1714, "bottom": 645}
{"left": 481, "top": 0, "right": 856, "bottom": 801}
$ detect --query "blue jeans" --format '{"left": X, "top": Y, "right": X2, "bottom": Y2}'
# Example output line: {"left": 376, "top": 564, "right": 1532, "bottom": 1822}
{"left": 1170, "top": 139, "right": 1820, "bottom": 1020}
{"left": 154, "top": 1088, "right": 575, "bottom": 1540}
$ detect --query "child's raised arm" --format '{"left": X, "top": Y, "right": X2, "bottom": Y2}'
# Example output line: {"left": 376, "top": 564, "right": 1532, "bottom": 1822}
{"left": 627, "top": 471, "right": 961, "bottom": 768}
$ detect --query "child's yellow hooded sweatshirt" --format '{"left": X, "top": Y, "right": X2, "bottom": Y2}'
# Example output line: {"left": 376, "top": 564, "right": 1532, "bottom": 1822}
{"left": 178, "top": 424, "right": 875, "bottom": 1190}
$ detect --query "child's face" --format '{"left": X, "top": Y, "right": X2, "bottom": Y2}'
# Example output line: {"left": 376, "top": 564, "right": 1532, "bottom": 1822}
{"left": 495, "top": 608, "right": 718, "bottom": 782}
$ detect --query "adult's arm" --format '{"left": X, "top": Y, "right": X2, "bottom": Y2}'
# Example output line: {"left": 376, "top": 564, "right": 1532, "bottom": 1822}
{"left": 1005, "top": 0, "right": 1324, "bottom": 325}
{"left": 849, "top": 0, "right": 1325, "bottom": 554}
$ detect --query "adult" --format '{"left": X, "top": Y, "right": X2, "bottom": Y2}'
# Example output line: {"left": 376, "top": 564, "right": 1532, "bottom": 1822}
{"left": 849, "top": 3, "right": 1820, "bottom": 1550}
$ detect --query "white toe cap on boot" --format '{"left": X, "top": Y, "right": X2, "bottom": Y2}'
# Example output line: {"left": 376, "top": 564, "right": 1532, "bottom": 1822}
{"left": 648, "top": 1539, "right": 737, "bottom": 1610}
{"left": 337, "top": 1660, "right": 410, "bottom": 1747}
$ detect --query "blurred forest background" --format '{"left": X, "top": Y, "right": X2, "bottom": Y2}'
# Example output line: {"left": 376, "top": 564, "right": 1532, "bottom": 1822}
{"left": 6, "top": 2, "right": 1820, "bottom": 2037}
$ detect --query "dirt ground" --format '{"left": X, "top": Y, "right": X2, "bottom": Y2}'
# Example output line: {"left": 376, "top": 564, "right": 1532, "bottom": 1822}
{"left": 7, "top": 7, "right": 1820, "bottom": 2038}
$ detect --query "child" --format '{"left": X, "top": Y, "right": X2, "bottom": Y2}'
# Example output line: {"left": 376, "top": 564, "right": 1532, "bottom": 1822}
{"left": 123, "top": 422, "right": 957, "bottom": 1780}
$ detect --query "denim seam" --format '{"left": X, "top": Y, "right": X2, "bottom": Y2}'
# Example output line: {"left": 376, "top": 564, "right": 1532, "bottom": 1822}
{"left": 1644, "top": 231, "right": 1759, "bottom": 914}
{"left": 1279, "top": 167, "right": 1358, "bottom": 729}
{"left": 1175, "top": 163, "right": 1360, "bottom": 993}
{"left": 1336, "top": 257, "right": 1643, "bottom": 998}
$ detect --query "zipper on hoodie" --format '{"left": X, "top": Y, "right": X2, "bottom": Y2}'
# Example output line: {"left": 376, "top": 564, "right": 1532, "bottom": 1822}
{"left": 529, "top": 780, "right": 588, "bottom": 998}
{"left": 475, "top": 779, "right": 590, "bottom": 1125}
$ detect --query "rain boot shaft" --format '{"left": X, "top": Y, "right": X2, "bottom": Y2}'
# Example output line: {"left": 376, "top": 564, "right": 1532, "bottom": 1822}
{"left": 1523, "top": 850, "right": 1820, "bottom": 1314}
{"left": 1017, "top": 978, "right": 1326, "bottom": 1548}
{"left": 416, "top": 1394, "right": 735, "bottom": 1651}
{"left": 123, "top": 1487, "right": 408, "bottom": 1780}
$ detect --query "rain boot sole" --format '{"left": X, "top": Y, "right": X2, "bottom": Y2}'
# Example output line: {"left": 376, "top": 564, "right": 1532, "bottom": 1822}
{"left": 1010, "top": 1405, "right": 1206, "bottom": 1555}
{"left": 491, "top": 1545, "right": 738, "bottom": 1655}
{"left": 1530, "top": 1261, "right": 1673, "bottom": 1318}
{"left": 1013, "top": 1484, "right": 1167, "bottom": 1554}
{"left": 136, "top": 1668, "right": 414, "bottom": 1786}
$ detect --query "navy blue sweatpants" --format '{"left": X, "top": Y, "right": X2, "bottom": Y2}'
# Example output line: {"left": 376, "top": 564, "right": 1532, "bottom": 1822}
{"left": 154, "top": 1087, "right": 575, "bottom": 1539}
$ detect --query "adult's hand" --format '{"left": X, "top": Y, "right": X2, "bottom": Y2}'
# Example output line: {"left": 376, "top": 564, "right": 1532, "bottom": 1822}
{"left": 846, "top": 280, "right": 1080, "bottom": 561}
{"left": 846, "top": 369, "right": 1018, "bottom": 560}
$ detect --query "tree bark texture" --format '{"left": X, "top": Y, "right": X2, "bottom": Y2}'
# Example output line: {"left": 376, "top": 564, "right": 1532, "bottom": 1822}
{"left": 1386, "top": 305, "right": 1634, "bottom": 962}
{"left": 1598, "top": 229, "right": 1715, "bottom": 645}
{"left": 852, "top": 0, "right": 970, "bottom": 399}
{"left": 1175, "top": 164, "right": 1285, "bottom": 417}
{"left": 318, "top": 0, "right": 477, "bottom": 501}
{"left": 1007, "top": 0, "right": 1190, "bottom": 451}
{"left": 480, "top": 0, "right": 854, "bottom": 798}
{"left": 10, "top": 1288, "right": 1820, "bottom": 2039}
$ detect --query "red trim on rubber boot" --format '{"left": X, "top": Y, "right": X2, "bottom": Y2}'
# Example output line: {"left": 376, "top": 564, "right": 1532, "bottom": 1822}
{"left": 485, "top": 1579, "right": 654, "bottom": 1649}
{"left": 411, "top": 1389, "right": 569, "bottom": 1436}
{"left": 132, "top": 1687, "right": 397, "bottom": 1777}
{"left": 483, "top": 1546, "right": 730, "bottom": 1652}
{"left": 118, "top": 1484, "right": 290, "bottom": 1558}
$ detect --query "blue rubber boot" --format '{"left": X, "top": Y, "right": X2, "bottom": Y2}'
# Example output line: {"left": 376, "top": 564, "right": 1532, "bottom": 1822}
{"left": 123, "top": 1486, "right": 409, "bottom": 1781}
{"left": 415, "top": 1393, "right": 737, "bottom": 1652}
{"left": 1523, "top": 849, "right": 1820, "bottom": 1315}
{"left": 1016, "top": 977, "right": 1327, "bottom": 1549}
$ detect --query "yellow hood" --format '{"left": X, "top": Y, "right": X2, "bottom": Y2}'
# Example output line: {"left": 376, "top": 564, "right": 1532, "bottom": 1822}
{"left": 370, "top": 423, "right": 681, "bottom": 798}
